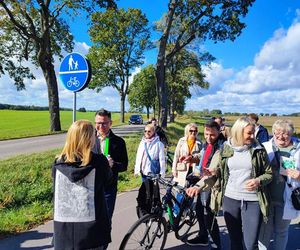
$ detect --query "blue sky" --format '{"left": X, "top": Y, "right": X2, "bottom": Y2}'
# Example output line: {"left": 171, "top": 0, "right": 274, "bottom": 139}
{"left": 1, "top": 0, "right": 300, "bottom": 115}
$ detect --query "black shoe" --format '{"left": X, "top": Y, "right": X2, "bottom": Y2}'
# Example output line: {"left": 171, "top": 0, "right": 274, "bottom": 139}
{"left": 186, "top": 235, "right": 209, "bottom": 246}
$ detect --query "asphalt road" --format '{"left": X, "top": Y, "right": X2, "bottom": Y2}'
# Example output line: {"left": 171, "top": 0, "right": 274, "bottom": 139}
{"left": 0, "top": 124, "right": 144, "bottom": 160}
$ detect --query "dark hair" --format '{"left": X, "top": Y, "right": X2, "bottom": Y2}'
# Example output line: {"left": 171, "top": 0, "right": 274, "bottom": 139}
{"left": 150, "top": 117, "right": 157, "bottom": 122}
{"left": 248, "top": 113, "right": 258, "bottom": 122}
{"left": 95, "top": 108, "right": 111, "bottom": 119}
{"left": 204, "top": 121, "right": 220, "bottom": 131}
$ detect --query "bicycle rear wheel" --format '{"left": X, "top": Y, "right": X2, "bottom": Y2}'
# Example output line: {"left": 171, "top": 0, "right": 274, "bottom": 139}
{"left": 119, "top": 213, "right": 168, "bottom": 250}
{"left": 174, "top": 196, "right": 197, "bottom": 240}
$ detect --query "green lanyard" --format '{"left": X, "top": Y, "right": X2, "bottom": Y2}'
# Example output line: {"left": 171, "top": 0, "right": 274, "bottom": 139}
{"left": 104, "top": 138, "right": 109, "bottom": 157}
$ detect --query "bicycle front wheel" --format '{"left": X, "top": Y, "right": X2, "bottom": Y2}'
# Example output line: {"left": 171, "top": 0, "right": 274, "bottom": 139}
{"left": 174, "top": 197, "right": 197, "bottom": 240}
{"left": 119, "top": 213, "right": 168, "bottom": 250}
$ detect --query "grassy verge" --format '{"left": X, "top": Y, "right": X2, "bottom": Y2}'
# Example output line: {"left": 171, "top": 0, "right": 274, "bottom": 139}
{"left": 0, "top": 115, "right": 207, "bottom": 238}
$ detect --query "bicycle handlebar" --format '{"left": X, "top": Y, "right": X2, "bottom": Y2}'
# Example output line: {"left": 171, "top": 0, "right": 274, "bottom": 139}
{"left": 144, "top": 173, "right": 185, "bottom": 193}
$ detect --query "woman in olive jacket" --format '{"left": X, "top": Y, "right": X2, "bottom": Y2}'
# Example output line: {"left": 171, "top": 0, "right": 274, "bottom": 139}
{"left": 186, "top": 117, "right": 272, "bottom": 250}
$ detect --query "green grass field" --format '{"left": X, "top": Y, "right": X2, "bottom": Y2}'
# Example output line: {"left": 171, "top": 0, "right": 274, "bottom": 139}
{"left": 0, "top": 110, "right": 149, "bottom": 140}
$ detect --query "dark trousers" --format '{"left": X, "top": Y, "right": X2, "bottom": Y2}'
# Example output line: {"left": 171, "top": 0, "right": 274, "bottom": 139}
{"left": 136, "top": 179, "right": 160, "bottom": 215}
{"left": 103, "top": 186, "right": 117, "bottom": 250}
{"left": 105, "top": 185, "right": 118, "bottom": 221}
{"left": 196, "top": 192, "right": 221, "bottom": 247}
{"left": 223, "top": 196, "right": 261, "bottom": 250}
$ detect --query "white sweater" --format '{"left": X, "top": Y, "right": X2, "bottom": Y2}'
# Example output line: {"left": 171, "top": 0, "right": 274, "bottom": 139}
{"left": 134, "top": 135, "right": 165, "bottom": 177}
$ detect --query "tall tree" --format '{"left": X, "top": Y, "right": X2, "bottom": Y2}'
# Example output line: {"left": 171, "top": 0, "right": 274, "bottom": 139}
{"left": 0, "top": 0, "right": 116, "bottom": 131}
{"left": 87, "top": 8, "right": 152, "bottom": 123}
{"left": 128, "top": 65, "right": 157, "bottom": 118}
{"left": 166, "top": 48, "right": 213, "bottom": 121}
{"left": 155, "top": 0, "right": 255, "bottom": 127}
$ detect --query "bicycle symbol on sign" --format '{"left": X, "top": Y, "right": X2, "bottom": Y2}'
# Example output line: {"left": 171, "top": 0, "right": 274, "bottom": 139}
{"left": 67, "top": 77, "right": 80, "bottom": 88}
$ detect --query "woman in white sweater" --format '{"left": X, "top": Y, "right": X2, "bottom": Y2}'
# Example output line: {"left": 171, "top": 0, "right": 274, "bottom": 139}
{"left": 134, "top": 124, "right": 165, "bottom": 217}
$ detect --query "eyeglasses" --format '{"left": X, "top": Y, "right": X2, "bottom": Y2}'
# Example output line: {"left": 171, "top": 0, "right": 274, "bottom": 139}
{"left": 95, "top": 122, "right": 109, "bottom": 127}
{"left": 274, "top": 131, "right": 290, "bottom": 138}
{"left": 189, "top": 130, "right": 197, "bottom": 133}
{"left": 144, "top": 130, "right": 152, "bottom": 133}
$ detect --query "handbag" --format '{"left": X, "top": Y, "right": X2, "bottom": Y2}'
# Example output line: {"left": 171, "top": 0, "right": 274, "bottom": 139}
{"left": 291, "top": 187, "right": 300, "bottom": 210}
{"left": 176, "top": 162, "right": 187, "bottom": 171}
{"left": 144, "top": 143, "right": 160, "bottom": 174}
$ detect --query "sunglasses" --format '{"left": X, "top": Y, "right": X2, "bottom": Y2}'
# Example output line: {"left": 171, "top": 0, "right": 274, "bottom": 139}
{"left": 144, "top": 130, "right": 152, "bottom": 133}
{"left": 189, "top": 130, "right": 197, "bottom": 133}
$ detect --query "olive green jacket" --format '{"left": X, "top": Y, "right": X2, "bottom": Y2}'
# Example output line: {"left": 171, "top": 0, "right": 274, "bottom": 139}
{"left": 196, "top": 142, "right": 273, "bottom": 221}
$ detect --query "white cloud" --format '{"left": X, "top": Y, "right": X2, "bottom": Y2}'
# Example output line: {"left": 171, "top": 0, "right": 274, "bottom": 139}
{"left": 223, "top": 21, "right": 300, "bottom": 94}
{"left": 202, "top": 62, "right": 234, "bottom": 93}
{"left": 189, "top": 16, "right": 300, "bottom": 114}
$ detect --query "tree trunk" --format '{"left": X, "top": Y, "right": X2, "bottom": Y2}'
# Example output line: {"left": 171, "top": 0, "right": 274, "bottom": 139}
{"left": 170, "top": 98, "right": 175, "bottom": 122}
{"left": 40, "top": 58, "right": 61, "bottom": 132}
{"left": 146, "top": 107, "right": 150, "bottom": 119}
{"left": 120, "top": 94, "right": 125, "bottom": 123}
{"left": 155, "top": 0, "right": 177, "bottom": 128}
{"left": 156, "top": 48, "right": 168, "bottom": 128}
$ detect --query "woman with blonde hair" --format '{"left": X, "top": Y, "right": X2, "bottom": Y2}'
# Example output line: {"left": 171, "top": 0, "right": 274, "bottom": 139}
{"left": 172, "top": 123, "right": 202, "bottom": 187}
{"left": 53, "top": 120, "right": 112, "bottom": 250}
{"left": 187, "top": 117, "right": 272, "bottom": 250}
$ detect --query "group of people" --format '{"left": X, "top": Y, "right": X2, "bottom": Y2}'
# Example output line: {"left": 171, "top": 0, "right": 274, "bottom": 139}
{"left": 52, "top": 111, "right": 168, "bottom": 250}
{"left": 184, "top": 115, "right": 300, "bottom": 250}
{"left": 52, "top": 111, "right": 300, "bottom": 250}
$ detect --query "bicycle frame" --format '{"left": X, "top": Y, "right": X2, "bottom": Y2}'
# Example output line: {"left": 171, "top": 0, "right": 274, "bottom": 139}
{"left": 149, "top": 174, "right": 196, "bottom": 237}
{"left": 119, "top": 174, "right": 197, "bottom": 249}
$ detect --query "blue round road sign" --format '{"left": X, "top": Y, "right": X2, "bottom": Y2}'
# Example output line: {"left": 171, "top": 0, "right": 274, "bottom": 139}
{"left": 59, "top": 52, "right": 91, "bottom": 92}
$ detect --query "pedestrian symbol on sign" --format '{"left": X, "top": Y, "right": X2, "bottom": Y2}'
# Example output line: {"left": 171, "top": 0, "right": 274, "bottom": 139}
{"left": 59, "top": 52, "right": 91, "bottom": 92}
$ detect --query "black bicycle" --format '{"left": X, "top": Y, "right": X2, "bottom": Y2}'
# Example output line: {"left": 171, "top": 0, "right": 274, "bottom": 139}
{"left": 119, "top": 174, "right": 197, "bottom": 250}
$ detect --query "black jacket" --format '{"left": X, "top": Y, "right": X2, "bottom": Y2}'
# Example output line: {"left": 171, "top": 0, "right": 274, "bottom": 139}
{"left": 155, "top": 125, "right": 169, "bottom": 146}
{"left": 93, "top": 130, "right": 128, "bottom": 187}
{"left": 52, "top": 153, "right": 112, "bottom": 250}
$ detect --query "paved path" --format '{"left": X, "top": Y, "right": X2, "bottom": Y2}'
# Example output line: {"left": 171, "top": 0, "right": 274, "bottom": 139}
{"left": 0, "top": 186, "right": 300, "bottom": 249}
{"left": 0, "top": 124, "right": 144, "bottom": 160}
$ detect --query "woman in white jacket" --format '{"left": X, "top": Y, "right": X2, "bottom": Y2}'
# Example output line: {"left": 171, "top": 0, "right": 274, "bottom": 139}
{"left": 134, "top": 124, "right": 165, "bottom": 217}
{"left": 259, "top": 119, "right": 300, "bottom": 250}
{"left": 172, "top": 123, "right": 202, "bottom": 187}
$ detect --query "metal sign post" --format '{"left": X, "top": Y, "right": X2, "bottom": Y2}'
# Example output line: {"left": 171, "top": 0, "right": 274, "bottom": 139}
{"left": 73, "top": 92, "right": 77, "bottom": 123}
{"left": 59, "top": 52, "right": 91, "bottom": 123}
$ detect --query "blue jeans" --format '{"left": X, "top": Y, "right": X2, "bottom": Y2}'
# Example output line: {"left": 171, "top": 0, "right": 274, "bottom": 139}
{"left": 258, "top": 202, "right": 291, "bottom": 250}
{"left": 223, "top": 196, "right": 261, "bottom": 250}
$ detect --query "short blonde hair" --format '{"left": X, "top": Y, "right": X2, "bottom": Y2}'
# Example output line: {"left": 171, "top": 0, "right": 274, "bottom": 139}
{"left": 184, "top": 123, "right": 198, "bottom": 137}
{"left": 58, "top": 120, "right": 95, "bottom": 166}
{"left": 230, "top": 117, "right": 255, "bottom": 146}
{"left": 272, "top": 119, "right": 294, "bottom": 135}
{"left": 145, "top": 123, "right": 156, "bottom": 133}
